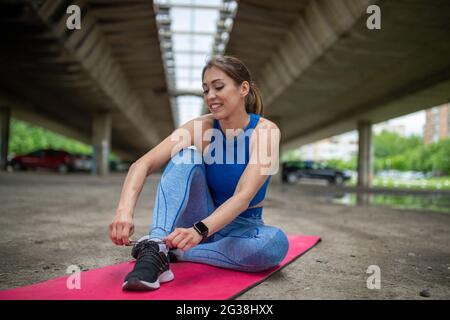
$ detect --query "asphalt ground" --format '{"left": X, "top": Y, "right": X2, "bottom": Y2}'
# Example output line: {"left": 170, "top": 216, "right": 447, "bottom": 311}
{"left": 0, "top": 171, "right": 449, "bottom": 299}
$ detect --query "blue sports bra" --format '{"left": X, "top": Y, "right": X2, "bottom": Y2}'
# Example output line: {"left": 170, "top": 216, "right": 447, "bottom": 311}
{"left": 203, "top": 113, "right": 271, "bottom": 211}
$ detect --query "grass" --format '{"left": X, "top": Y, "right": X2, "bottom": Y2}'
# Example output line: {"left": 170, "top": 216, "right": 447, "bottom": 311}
{"left": 345, "top": 177, "right": 450, "bottom": 191}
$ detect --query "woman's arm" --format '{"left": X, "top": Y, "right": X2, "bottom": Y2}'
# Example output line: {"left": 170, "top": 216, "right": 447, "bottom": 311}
{"left": 109, "top": 119, "right": 199, "bottom": 246}
{"left": 165, "top": 121, "right": 280, "bottom": 251}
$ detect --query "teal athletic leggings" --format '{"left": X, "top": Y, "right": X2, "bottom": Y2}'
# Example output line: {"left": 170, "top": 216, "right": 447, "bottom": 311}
{"left": 149, "top": 148, "right": 289, "bottom": 272}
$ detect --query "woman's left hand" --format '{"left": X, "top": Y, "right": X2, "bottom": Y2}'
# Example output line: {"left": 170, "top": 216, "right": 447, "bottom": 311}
{"left": 164, "top": 227, "right": 203, "bottom": 251}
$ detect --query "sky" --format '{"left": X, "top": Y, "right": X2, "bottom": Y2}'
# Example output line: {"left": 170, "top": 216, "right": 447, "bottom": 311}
{"left": 374, "top": 110, "right": 425, "bottom": 136}
{"left": 155, "top": 0, "right": 224, "bottom": 127}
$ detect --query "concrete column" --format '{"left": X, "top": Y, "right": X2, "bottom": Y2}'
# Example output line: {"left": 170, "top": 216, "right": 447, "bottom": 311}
{"left": 0, "top": 107, "right": 11, "bottom": 171}
{"left": 357, "top": 121, "right": 373, "bottom": 188}
{"left": 92, "top": 112, "right": 111, "bottom": 176}
{"left": 357, "top": 192, "right": 372, "bottom": 206}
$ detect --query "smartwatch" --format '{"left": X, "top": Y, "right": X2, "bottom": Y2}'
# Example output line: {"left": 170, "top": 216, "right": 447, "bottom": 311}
{"left": 193, "top": 221, "right": 209, "bottom": 239}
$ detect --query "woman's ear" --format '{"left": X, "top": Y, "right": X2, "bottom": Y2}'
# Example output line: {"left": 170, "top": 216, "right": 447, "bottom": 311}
{"left": 240, "top": 81, "right": 250, "bottom": 97}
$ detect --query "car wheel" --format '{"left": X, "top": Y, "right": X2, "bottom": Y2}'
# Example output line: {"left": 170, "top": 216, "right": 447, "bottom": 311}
{"left": 287, "top": 173, "right": 298, "bottom": 184}
{"left": 58, "top": 164, "right": 68, "bottom": 173}
{"left": 12, "top": 162, "right": 23, "bottom": 171}
{"left": 334, "top": 174, "right": 344, "bottom": 185}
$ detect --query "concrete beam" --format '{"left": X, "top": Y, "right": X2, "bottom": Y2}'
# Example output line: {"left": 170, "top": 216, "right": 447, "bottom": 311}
{"left": 172, "top": 90, "right": 203, "bottom": 97}
{"left": 280, "top": 76, "right": 450, "bottom": 150}
{"left": 259, "top": 0, "right": 375, "bottom": 108}
{"left": 0, "top": 89, "right": 134, "bottom": 162}
{"left": 29, "top": 0, "right": 161, "bottom": 147}
{"left": 0, "top": 106, "right": 11, "bottom": 170}
{"left": 228, "top": 0, "right": 450, "bottom": 151}
{"left": 92, "top": 112, "right": 111, "bottom": 176}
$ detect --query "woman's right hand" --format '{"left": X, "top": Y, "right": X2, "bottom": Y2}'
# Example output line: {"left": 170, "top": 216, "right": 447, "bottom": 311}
{"left": 109, "top": 210, "right": 135, "bottom": 246}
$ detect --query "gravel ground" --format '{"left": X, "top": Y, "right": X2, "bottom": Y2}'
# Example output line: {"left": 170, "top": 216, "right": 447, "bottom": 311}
{"left": 0, "top": 171, "right": 449, "bottom": 299}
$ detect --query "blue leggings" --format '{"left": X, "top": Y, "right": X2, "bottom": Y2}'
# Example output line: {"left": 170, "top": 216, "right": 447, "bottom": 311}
{"left": 149, "top": 148, "right": 289, "bottom": 272}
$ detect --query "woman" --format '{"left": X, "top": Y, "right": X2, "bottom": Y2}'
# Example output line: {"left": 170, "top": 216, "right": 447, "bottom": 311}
{"left": 109, "top": 56, "right": 289, "bottom": 291}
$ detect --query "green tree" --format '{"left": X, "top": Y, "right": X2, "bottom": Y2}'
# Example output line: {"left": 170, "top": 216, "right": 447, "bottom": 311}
{"left": 9, "top": 118, "right": 92, "bottom": 156}
{"left": 281, "top": 149, "right": 301, "bottom": 162}
{"left": 325, "top": 156, "right": 356, "bottom": 170}
{"left": 374, "top": 130, "right": 422, "bottom": 158}
{"left": 427, "top": 139, "right": 450, "bottom": 175}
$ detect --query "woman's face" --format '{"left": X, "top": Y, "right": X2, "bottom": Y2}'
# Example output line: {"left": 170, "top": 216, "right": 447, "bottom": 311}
{"left": 202, "top": 66, "right": 248, "bottom": 119}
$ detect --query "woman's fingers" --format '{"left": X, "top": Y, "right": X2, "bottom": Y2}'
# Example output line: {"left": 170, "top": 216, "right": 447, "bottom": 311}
{"left": 109, "top": 216, "right": 135, "bottom": 246}
{"left": 121, "top": 224, "right": 131, "bottom": 245}
{"left": 164, "top": 228, "right": 181, "bottom": 248}
{"left": 171, "top": 232, "right": 185, "bottom": 247}
{"left": 116, "top": 224, "right": 124, "bottom": 245}
{"left": 177, "top": 235, "right": 192, "bottom": 251}
{"left": 112, "top": 225, "right": 196, "bottom": 249}
{"left": 164, "top": 228, "right": 195, "bottom": 250}
{"left": 110, "top": 223, "right": 119, "bottom": 245}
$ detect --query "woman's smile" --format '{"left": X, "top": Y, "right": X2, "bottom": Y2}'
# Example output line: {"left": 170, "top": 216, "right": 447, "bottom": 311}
{"left": 209, "top": 103, "right": 223, "bottom": 112}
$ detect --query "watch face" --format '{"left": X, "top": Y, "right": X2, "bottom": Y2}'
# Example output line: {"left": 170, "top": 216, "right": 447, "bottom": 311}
{"left": 195, "top": 221, "right": 208, "bottom": 234}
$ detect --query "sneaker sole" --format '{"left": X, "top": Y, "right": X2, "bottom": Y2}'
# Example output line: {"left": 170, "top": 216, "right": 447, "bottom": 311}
{"left": 122, "top": 269, "right": 174, "bottom": 291}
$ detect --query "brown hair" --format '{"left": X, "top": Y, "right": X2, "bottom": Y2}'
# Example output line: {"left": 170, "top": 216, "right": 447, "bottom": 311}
{"left": 202, "top": 55, "right": 264, "bottom": 115}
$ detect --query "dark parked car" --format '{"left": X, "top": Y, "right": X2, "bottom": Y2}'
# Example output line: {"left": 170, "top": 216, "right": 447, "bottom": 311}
{"left": 282, "top": 160, "right": 351, "bottom": 185}
{"left": 9, "top": 149, "right": 76, "bottom": 173}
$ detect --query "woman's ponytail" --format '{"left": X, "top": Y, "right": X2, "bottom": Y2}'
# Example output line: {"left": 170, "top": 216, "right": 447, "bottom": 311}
{"left": 246, "top": 82, "right": 264, "bottom": 116}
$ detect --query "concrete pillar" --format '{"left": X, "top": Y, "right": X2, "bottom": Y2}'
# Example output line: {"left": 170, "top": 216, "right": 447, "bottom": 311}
{"left": 357, "top": 121, "right": 373, "bottom": 188}
{"left": 356, "top": 193, "right": 372, "bottom": 206}
{"left": 0, "top": 107, "right": 11, "bottom": 171}
{"left": 92, "top": 112, "right": 111, "bottom": 176}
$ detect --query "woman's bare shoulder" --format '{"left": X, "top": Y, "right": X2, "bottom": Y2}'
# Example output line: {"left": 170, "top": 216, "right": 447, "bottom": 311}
{"left": 198, "top": 113, "right": 215, "bottom": 124}
{"left": 178, "top": 113, "right": 214, "bottom": 131}
{"left": 256, "top": 116, "right": 280, "bottom": 131}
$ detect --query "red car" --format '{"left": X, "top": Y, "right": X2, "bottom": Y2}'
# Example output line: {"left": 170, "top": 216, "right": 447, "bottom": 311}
{"left": 9, "top": 149, "right": 76, "bottom": 173}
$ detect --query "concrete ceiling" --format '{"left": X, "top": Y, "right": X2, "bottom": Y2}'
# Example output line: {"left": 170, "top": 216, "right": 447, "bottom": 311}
{"left": 1, "top": 0, "right": 450, "bottom": 157}
{"left": 226, "top": 0, "right": 450, "bottom": 149}
{"left": 0, "top": 0, "right": 174, "bottom": 160}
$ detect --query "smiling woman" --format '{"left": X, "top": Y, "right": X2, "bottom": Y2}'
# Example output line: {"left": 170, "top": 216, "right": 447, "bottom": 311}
{"left": 110, "top": 55, "right": 288, "bottom": 292}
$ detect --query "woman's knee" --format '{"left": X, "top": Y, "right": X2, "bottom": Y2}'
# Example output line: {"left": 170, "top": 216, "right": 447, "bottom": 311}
{"left": 169, "top": 148, "right": 203, "bottom": 167}
{"left": 163, "top": 148, "right": 204, "bottom": 180}
{"left": 255, "top": 228, "right": 288, "bottom": 268}
{"left": 237, "top": 227, "right": 289, "bottom": 272}
{"left": 269, "top": 228, "right": 289, "bottom": 265}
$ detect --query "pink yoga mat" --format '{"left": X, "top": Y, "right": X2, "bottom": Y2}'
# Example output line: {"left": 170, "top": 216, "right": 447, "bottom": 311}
{"left": 0, "top": 235, "right": 320, "bottom": 300}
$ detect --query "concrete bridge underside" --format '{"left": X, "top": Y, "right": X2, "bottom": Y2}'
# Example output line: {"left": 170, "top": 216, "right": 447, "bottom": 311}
{"left": 1, "top": 0, "right": 450, "bottom": 181}
{"left": 0, "top": 0, "right": 174, "bottom": 162}
{"left": 226, "top": 0, "right": 450, "bottom": 149}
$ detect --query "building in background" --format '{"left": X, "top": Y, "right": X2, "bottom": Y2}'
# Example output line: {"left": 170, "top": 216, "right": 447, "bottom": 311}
{"left": 298, "top": 109, "right": 427, "bottom": 163}
{"left": 424, "top": 103, "right": 450, "bottom": 144}
{"left": 298, "top": 132, "right": 358, "bottom": 162}
{"left": 373, "top": 123, "right": 406, "bottom": 136}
